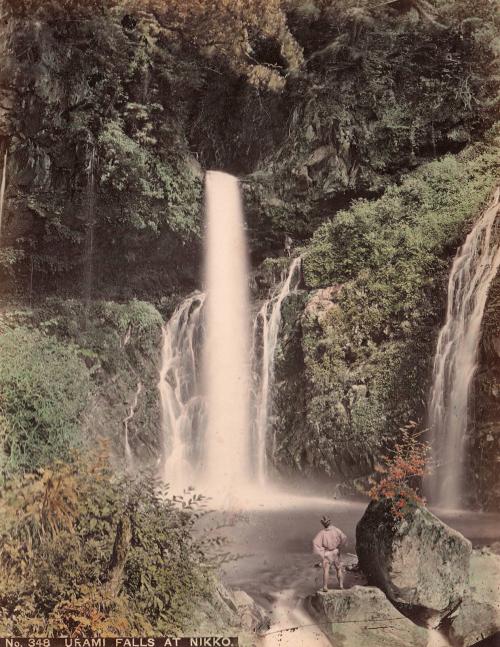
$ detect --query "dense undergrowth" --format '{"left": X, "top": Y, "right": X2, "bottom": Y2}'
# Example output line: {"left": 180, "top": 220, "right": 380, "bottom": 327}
{"left": 0, "top": 300, "right": 163, "bottom": 477}
{"left": 272, "top": 132, "right": 500, "bottom": 483}
{"left": 0, "top": 452, "right": 222, "bottom": 636}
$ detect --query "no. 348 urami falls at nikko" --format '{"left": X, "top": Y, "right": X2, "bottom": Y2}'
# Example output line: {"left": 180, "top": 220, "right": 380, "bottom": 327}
{"left": 150, "top": 170, "right": 500, "bottom": 510}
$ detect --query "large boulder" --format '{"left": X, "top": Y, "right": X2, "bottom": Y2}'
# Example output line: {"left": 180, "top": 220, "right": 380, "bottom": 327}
{"left": 448, "top": 549, "right": 500, "bottom": 646}
{"left": 306, "top": 585, "right": 428, "bottom": 647}
{"left": 356, "top": 499, "right": 472, "bottom": 626}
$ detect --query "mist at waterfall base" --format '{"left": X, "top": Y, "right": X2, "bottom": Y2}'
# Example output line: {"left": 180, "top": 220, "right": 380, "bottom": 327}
{"left": 157, "top": 171, "right": 333, "bottom": 509}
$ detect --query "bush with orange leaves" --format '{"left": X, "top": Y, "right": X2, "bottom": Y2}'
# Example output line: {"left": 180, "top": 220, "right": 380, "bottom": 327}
{"left": 368, "top": 422, "right": 431, "bottom": 520}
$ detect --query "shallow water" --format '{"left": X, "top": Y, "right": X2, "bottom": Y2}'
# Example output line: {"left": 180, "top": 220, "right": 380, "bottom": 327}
{"left": 217, "top": 494, "right": 500, "bottom": 645}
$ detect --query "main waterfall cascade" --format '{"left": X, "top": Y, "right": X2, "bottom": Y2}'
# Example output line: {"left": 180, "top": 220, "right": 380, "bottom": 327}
{"left": 428, "top": 189, "right": 500, "bottom": 508}
{"left": 203, "top": 171, "right": 252, "bottom": 491}
{"left": 155, "top": 171, "right": 302, "bottom": 497}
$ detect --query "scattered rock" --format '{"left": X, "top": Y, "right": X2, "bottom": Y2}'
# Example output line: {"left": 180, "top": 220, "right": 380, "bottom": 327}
{"left": 306, "top": 585, "right": 428, "bottom": 646}
{"left": 356, "top": 499, "right": 472, "bottom": 627}
{"left": 304, "top": 285, "right": 342, "bottom": 324}
{"left": 191, "top": 580, "right": 270, "bottom": 635}
{"left": 232, "top": 589, "right": 271, "bottom": 633}
{"left": 448, "top": 550, "right": 500, "bottom": 647}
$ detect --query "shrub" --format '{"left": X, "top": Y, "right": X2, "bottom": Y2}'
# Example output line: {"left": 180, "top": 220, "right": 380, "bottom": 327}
{"left": 368, "top": 422, "right": 430, "bottom": 519}
{"left": 0, "top": 452, "right": 221, "bottom": 636}
{"left": 0, "top": 327, "right": 91, "bottom": 474}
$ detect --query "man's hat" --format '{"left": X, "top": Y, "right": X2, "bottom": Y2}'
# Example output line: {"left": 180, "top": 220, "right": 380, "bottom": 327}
{"left": 321, "top": 515, "right": 331, "bottom": 527}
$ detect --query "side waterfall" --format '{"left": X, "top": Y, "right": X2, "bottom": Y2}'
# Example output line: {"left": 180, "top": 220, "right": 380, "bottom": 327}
{"left": 428, "top": 189, "right": 500, "bottom": 508}
{"left": 158, "top": 293, "right": 206, "bottom": 492}
{"left": 252, "top": 257, "right": 302, "bottom": 483}
{"left": 0, "top": 148, "right": 8, "bottom": 242}
{"left": 123, "top": 381, "right": 143, "bottom": 470}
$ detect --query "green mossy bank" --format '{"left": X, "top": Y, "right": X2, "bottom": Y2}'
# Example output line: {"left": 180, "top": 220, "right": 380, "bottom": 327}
{"left": 270, "top": 134, "right": 499, "bottom": 501}
{"left": 0, "top": 300, "right": 163, "bottom": 476}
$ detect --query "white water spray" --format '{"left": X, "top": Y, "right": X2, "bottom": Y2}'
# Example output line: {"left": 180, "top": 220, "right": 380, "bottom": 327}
{"left": 203, "top": 171, "right": 251, "bottom": 492}
{"left": 252, "top": 257, "right": 302, "bottom": 483}
{"left": 428, "top": 189, "right": 500, "bottom": 508}
{"left": 123, "top": 381, "right": 143, "bottom": 470}
{"left": 158, "top": 293, "right": 206, "bottom": 492}
{"left": 157, "top": 172, "right": 303, "bottom": 501}
{"left": 0, "top": 149, "right": 8, "bottom": 242}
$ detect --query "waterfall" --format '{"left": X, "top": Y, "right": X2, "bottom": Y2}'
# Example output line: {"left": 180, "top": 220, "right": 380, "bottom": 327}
{"left": 158, "top": 293, "right": 206, "bottom": 492}
{"left": 0, "top": 148, "right": 8, "bottom": 242}
{"left": 157, "top": 171, "right": 301, "bottom": 498}
{"left": 428, "top": 189, "right": 500, "bottom": 508}
{"left": 252, "top": 257, "right": 302, "bottom": 483}
{"left": 203, "top": 171, "right": 251, "bottom": 491}
{"left": 84, "top": 146, "right": 96, "bottom": 305}
{"left": 123, "top": 381, "right": 143, "bottom": 470}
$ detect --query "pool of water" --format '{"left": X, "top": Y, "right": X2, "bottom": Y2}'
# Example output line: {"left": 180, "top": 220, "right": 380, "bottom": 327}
{"left": 213, "top": 493, "right": 500, "bottom": 645}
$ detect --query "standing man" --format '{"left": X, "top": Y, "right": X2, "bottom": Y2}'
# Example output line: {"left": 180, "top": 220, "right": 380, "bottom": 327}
{"left": 312, "top": 515, "right": 347, "bottom": 592}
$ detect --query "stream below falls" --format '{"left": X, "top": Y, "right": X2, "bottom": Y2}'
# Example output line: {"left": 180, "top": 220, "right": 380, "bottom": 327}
{"left": 216, "top": 496, "right": 500, "bottom": 645}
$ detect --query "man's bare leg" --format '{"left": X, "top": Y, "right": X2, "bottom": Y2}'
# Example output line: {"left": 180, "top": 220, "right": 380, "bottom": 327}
{"left": 335, "top": 565, "right": 344, "bottom": 589}
{"left": 322, "top": 559, "right": 330, "bottom": 591}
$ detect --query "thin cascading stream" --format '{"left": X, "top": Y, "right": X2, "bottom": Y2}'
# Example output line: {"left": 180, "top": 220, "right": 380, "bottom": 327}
{"left": 158, "top": 293, "right": 206, "bottom": 492}
{"left": 252, "top": 257, "right": 302, "bottom": 483}
{"left": 203, "top": 171, "right": 251, "bottom": 491}
{"left": 0, "top": 148, "right": 8, "bottom": 242}
{"left": 428, "top": 189, "right": 500, "bottom": 508}
{"left": 123, "top": 381, "right": 143, "bottom": 471}
{"left": 84, "top": 145, "right": 96, "bottom": 306}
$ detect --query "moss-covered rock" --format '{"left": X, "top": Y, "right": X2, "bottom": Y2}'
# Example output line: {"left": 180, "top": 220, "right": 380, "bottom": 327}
{"left": 356, "top": 499, "right": 472, "bottom": 627}
{"left": 473, "top": 274, "right": 500, "bottom": 510}
{"left": 307, "top": 585, "right": 428, "bottom": 647}
{"left": 449, "top": 550, "right": 500, "bottom": 647}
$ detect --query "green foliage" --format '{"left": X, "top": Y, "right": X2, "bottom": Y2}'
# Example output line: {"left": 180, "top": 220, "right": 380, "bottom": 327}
{"left": 303, "top": 135, "right": 499, "bottom": 325}
{"left": 27, "top": 298, "right": 164, "bottom": 469}
{"left": 291, "top": 135, "right": 499, "bottom": 479}
{"left": 32, "top": 299, "right": 163, "bottom": 374}
{"left": 0, "top": 327, "right": 91, "bottom": 474}
{"left": 2, "top": 1, "right": 203, "bottom": 297}
{"left": 246, "top": 0, "right": 499, "bottom": 248}
{"left": 0, "top": 454, "right": 222, "bottom": 636}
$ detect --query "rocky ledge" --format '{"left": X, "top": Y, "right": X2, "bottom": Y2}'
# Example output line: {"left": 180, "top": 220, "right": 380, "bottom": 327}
{"left": 307, "top": 585, "right": 428, "bottom": 647}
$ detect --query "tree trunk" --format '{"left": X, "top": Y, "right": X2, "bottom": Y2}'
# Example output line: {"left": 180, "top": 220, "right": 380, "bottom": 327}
{"left": 106, "top": 516, "right": 132, "bottom": 596}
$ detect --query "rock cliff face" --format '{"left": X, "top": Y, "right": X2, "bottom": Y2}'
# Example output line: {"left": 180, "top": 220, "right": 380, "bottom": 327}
{"left": 473, "top": 274, "right": 500, "bottom": 510}
{"left": 0, "top": 0, "right": 499, "bottom": 504}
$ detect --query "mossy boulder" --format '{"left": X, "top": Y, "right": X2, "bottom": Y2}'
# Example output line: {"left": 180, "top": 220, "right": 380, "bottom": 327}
{"left": 356, "top": 499, "right": 472, "bottom": 627}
